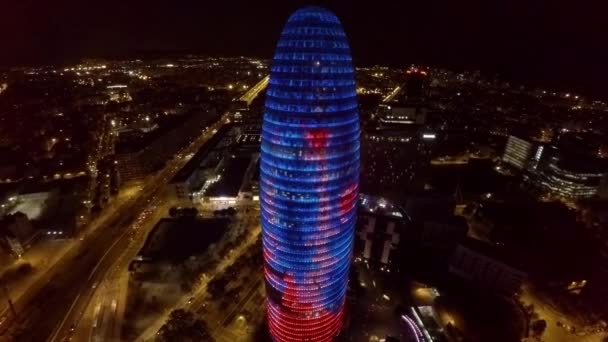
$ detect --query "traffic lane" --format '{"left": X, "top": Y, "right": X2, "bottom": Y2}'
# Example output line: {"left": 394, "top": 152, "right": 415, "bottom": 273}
{"left": 56, "top": 169, "right": 196, "bottom": 339}
{"left": 74, "top": 203, "right": 167, "bottom": 342}
{"left": 13, "top": 196, "right": 153, "bottom": 341}
{"left": 69, "top": 286, "right": 103, "bottom": 342}
{"left": 0, "top": 190, "right": 139, "bottom": 316}
{"left": 6, "top": 204, "right": 147, "bottom": 341}
{"left": 0, "top": 230, "right": 109, "bottom": 339}
{"left": 94, "top": 297, "right": 117, "bottom": 342}
{"left": 51, "top": 234, "right": 131, "bottom": 342}
{"left": 4, "top": 118, "right": 225, "bottom": 340}
{"left": 10, "top": 195, "right": 154, "bottom": 339}
{"left": 9, "top": 241, "right": 114, "bottom": 341}
{"left": 69, "top": 241, "right": 139, "bottom": 342}
{"left": 50, "top": 197, "right": 164, "bottom": 342}
{"left": 97, "top": 277, "right": 126, "bottom": 342}
{"left": 519, "top": 285, "right": 605, "bottom": 342}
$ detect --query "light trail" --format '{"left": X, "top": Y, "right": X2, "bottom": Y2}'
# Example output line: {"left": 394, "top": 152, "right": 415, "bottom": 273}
{"left": 382, "top": 86, "right": 401, "bottom": 103}
{"left": 238, "top": 75, "right": 269, "bottom": 106}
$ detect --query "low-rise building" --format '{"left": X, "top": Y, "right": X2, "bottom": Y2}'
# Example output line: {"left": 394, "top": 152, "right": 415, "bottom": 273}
{"left": 170, "top": 124, "right": 261, "bottom": 209}
{"left": 169, "top": 124, "right": 232, "bottom": 204}
{"left": 116, "top": 108, "right": 217, "bottom": 181}
{"left": 0, "top": 212, "right": 37, "bottom": 257}
{"left": 449, "top": 238, "right": 526, "bottom": 294}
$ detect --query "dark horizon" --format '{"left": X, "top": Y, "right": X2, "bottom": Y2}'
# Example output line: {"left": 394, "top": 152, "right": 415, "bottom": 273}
{"left": 2, "top": 0, "right": 607, "bottom": 98}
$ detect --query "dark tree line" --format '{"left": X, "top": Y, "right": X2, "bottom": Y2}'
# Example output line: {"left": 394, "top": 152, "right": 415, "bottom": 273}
{"left": 156, "top": 309, "right": 213, "bottom": 342}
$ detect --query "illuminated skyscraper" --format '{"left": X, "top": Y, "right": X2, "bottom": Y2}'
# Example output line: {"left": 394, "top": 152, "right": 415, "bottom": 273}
{"left": 404, "top": 66, "right": 427, "bottom": 101}
{"left": 260, "top": 6, "right": 360, "bottom": 342}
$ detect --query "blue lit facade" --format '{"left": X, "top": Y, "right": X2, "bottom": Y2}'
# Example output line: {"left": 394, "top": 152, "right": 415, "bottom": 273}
{"left": 260, "top": 6, "right": 360, "bottom": 342}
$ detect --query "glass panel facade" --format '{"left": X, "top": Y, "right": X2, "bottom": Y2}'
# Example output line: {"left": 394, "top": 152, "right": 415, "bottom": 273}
{"left": 261, "top": 6, "right": 360, "bottom": 342}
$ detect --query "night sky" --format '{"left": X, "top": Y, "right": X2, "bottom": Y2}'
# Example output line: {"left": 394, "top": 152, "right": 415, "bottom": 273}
{"left": 2, "top": 0, "right": 606, "bottom": 98}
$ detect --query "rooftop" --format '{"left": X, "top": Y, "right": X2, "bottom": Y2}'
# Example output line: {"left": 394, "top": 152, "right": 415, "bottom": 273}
{"left": 170, "top": 124, "right": 233, "bottom": 183}
{"left": 115, "top": 114, "right": 187, "bottom": 154}
{"left": 205, "top": 155, "right": 252, "bottom": 198}
{"left": 137, "top": 216, "right": 229, "bottom": 263}
{"left": 458, "top": 237, "right": 525, "bottom": 271}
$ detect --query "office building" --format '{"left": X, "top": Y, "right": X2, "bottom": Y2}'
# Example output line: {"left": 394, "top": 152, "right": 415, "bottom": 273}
{"left": 361, "top": 127, "right": 433, "bottom": 199}
{"left": 356, "top": 214, "right": 401, "bottom": 269}
{"left": 404, "top": 66, "right": 427, "bottom": 101}
{"left": 260, "top": 7, "right": 360, "bottom": 341}
{"left": 503, "top": 134, "right": 608, "bottom": 199}
{"left": 502, "top": 135, "right": 536, "bottom": 170}
{"left": 538, "top": 153, "right": 608, "bottom": 199}
{"left": 116, "top": 109, "right": 217, "bottom": 181}
{"left": 356, "top": 195, "right": 406, "bottom": 270}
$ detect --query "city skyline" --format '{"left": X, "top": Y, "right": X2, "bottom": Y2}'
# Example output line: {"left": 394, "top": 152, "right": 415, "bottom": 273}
{"left": 1, "top": 2, "right": 608, "bottom": 342}
{"left": 2, "top": 1, "right": 607, "bottom": 99}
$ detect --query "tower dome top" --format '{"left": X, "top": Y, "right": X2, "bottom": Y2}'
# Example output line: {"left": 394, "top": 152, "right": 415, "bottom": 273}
{"left": 287, "top": 6, "right": 341, "bottom": 25}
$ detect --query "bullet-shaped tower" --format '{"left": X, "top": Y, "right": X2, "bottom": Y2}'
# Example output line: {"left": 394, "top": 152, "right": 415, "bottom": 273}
{"left": 260, "top": 6, "right": 360, "bottom": 342}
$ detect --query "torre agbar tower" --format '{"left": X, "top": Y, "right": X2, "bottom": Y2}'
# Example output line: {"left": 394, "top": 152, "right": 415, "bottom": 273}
{"left": 260, "top": 6, "right": 360, "bottom": 342}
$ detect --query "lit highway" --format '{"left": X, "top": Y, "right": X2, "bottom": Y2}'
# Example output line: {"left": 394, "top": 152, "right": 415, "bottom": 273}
{"left": 47, "top": 114, "right": 229, "bottom": 342}
{"left": 62, "top": 199, "right": 171, "bottom": 342}
{"left": 430, "top": 155, "right": 470, "bottom": 165}
{"left": 0, "top": 183, "right": 144, "bottom": 341}
{"left": 239, "top": 75, "right": 269, "bottom": 106}
{"left": 520, "top": 284, "right": 607, "bottom": 342}
{"left": 382, "top": 85, "right": 401, "bottom": 103}
{"left": 0, "top": 112, "right": 228, "bottom": 342}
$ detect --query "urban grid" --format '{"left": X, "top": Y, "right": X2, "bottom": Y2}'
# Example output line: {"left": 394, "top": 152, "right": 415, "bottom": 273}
{"left": 0, "top": 2, "right": 607, "bottom": 342}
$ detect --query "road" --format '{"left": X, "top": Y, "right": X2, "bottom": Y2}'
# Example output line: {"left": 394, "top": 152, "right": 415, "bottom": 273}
{"left": 0, "top": 182, "right": 144, "bottom": 341}
{"left": 0, "top": 181, "right": 142, "bottom": 316}
{"left": 47, "top": 113, "right": 229, "bottom": 342}
{"left": 65, "top": 199, "right": 171, "bottom": 342}
{"left": 347, "top": 261, "right": 407, "bottom": 342}
{"left": 430, "top": 155, "right": 470, "bottom": 165}
{"left": 0, "top": 112, "right": 227, "bottom": 342}
{"left": 239, "top": 76, "right": 269, "bottom": 106}
{"left": 382, "top": 86, "right": 401, "bottom": 103}
{"left": 520, "top": 284, "right": 607, "bottom": 342}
